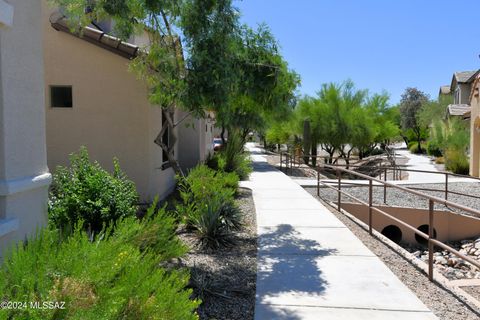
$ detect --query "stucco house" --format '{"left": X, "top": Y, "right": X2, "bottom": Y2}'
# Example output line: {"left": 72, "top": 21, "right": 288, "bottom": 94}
{"left": 469, "top": 74, "right": 480, "bottom": 177}
{"left": 1, "top": 0, "right": 51, "bottom": 257}
{"left": 444, "top": 71, "right": 477, "bottom": 119}
{"left": 42, "top": 2, "right": 213, "bottom": 201}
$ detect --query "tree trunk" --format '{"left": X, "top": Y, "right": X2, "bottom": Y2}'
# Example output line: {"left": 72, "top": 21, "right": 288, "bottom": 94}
{"left": 416, "top": 129, "right": 422, "bottom": 154}
{"left": 154, "top": 108, "right": 185, "bottom": 177}
{"left": 221, "top": 126, "right": 226, "bottom": 145}
{"left": 310, "top": 141, "right": 317, "bottom": 167}
{"left": 303, "top": 119, "right": 311, "bottom": 165}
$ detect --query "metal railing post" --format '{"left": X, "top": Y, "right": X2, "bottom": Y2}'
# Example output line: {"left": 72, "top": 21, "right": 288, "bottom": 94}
{"left": 428, "top": 199, "right": 435, "bottom": 281}
{"left": 317, "top": 168, "right": 320, "bottom": 197}
{"left": 445, "top": 173, "right": 448, "bottom": 201}
{"left": 337, "top": 168, "right": 341, "bottom": 212}
{"left": 383, "top": 167, "right": 387, "bottom": 204}
{"left": 280, "top": 152, "right": 283, "bottom": 171}
{"left": 369, "top": 179, "right": 373, "bottom": 235}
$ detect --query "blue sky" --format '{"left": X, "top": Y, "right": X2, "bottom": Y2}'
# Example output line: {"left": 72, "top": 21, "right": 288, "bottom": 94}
{"left": 234, "top": 0, "right": 480, "bottom": 105}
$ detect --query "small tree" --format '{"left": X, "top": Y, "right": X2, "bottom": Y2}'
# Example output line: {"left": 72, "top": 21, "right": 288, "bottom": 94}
{"left": 52, "top": 0, "right": 298, "bottom": 176}
{"left": 399, "top": 87, "right": 429, "bottom": 153}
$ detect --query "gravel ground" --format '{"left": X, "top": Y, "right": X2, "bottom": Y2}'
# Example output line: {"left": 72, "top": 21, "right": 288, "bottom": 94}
{"left": 461, "top": 286, "right": 480, "bottom": 301}
{"left": 305, "top": 194, "right": 480, "bottom": 319}
{"left": 179, "top": 188, "right": 257, "bottom": 320}
{"left": 312, "top": 182, "right": 480, "bottom": 217}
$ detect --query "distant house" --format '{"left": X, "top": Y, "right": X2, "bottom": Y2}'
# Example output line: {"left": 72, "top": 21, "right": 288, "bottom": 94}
{"left": 469, "top": 74, "right": 480, "bottom": 177}
{"left": 42, "top": 2, "right": 213, "bottom": 201}
{"left": 445, "top": 71, "right": 478, "bottom": 119}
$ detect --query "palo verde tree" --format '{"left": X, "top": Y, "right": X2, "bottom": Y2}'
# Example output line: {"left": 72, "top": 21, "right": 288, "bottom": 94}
{"left": 52, "top": 0, "right": 298, "bottom": 176}
{"left": 291, "top": 81, "right": 399, "bottom": 167}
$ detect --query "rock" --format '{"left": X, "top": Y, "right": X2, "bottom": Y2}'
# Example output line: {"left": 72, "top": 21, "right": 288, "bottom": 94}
{"left": 462, "top": 242, "right": 473, "bottom": 248}
{"left": 469, "top": 247, "right": 478, "bottom": 255}
{"left": 466, "top": 271, "right": 475, "bottom": 279}
{"left": 447, "top": 258, "right": 459, "bottom": 267}
{"left": 434, "top": 252, "right": 443, "bottom": 257}
{"left": 454, "top": 271, "right": 465, "bottom": 279}
{"left": 412, "top": 251, "right": 421, "bottom": 258}
{"left": 434, "top": 256, "right": 448, "bottom": 265}
{"left": 475, "top": 242, "right": 480, "bottom": 250}
{"left": 421, "top": 254, "right": 428, "bottom": 261}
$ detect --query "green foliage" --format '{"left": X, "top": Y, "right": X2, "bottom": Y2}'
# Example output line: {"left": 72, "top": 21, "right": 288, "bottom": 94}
{"left": 429, "top": 118, "right": 470, "bottom": 174}
{"left": 48, "top": 147, "right": 138, "bottom": 235}
{"left": 408, "top": 141, "right": 426, "bottom": 154}
{"left": 291, "top": 81, "right": 399, "bottom": 164}
{"left": 206, "top": 134, "right": 252, "bottom": 180}
{"left": 118, "top": 197, "right": 188, "bottom": 261}
{"left": 51, "top": 0, "right": 299, "bottom": 175}
{"left": 417, "top": 95, "right": 452, "bottom": 128}
{"left": 445, "top": 149, "right": 469, "bottom": 174}
{"left": 220, "top": 133, "right": 253, "bottom": 180}
{"left": 265, "top": 121, "right": 293, "bottom": 146}
{"left": 177, "top": 165, "right": 242, "bottom": 248}
{"left": 0, "top": 216, "right": 199, "bottom": 320}
{"left": 426, "top": 140, "right": 443, "bottom": 157}
{"left": 399, "top": 87, "right": 430, "bottom": 150}
{"left": 399, "top": 87, "right": 429, "bottom": 131}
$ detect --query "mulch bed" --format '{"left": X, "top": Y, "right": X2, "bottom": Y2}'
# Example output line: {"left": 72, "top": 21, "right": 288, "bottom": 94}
{"left": 178, "top": 188, "right": 257, "bottom": 320}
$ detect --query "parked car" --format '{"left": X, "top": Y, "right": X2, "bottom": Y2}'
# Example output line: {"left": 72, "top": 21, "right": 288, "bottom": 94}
{"left": 213, "top": 138, "right": 224, "bottom": 151}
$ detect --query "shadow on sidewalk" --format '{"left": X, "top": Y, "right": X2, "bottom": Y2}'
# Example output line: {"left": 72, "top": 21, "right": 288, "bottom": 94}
{"left": 256, "top": 224, "right": 337, "bottom": 319}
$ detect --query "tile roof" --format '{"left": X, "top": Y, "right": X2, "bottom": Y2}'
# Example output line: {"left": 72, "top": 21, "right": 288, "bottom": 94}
{"left": 454, "top": 71, "right": 477, "bottom": 83}
{"left": 439, "top": 85, "right": 451, "bottom": 95}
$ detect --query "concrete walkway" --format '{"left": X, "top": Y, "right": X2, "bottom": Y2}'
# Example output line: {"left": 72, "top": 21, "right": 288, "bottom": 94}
{"left": 244, "top": 143, "right": 437, "bottom": 320}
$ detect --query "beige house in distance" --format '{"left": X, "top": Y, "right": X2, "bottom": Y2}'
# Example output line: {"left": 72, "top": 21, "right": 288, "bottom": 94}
{"left": 469, "top": 74, "right": 480, "bottom": 177}
{"left": 42, "top": 2, "right": 213, "bottom": 201}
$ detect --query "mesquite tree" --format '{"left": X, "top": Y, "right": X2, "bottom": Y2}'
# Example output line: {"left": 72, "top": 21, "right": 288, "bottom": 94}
{"left": 52, "top": 0, "right": 298, "bottom": 175}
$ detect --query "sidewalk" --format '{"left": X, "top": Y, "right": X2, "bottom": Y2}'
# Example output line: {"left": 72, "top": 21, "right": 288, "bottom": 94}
{"left": 293, "top": 148, "right": 476, "bottom": 187}
{"left": 244, "top": 143, "right": 437, "bottom": 319}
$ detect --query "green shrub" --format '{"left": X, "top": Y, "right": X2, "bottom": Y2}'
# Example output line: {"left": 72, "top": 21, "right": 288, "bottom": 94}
{"left": 0, "top": 214, "right": 199, "bottom": 320}
{"left": 48, "top": 147, "right": 138, "bottom": 235}
{"left": 181, "top": 164, "right": 238, "bottom": 203}
{"left": 207, "top": 133, "right": 252, "bottom": 180}
{"left": 177, "top": 165, "right": 242, "bottom": 248}
{"left": 445, "top": 149, "right": 469, "bottom": 175}
{"left": 117, "top": 197, "right": 188, "bottom": 261}
{"left": 426, "top": 140, "right": 443, "bottom": 157}
{"left": 189, "top": 200, "right": 234, "bottom": 249}
{"left": 408, "top": 141, "right": 426, "bottom": 154}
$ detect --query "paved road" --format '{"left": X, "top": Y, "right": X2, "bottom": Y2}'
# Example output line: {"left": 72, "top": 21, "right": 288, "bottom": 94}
{"left": 244, "top": 143, "right": 437, "bottom": 320}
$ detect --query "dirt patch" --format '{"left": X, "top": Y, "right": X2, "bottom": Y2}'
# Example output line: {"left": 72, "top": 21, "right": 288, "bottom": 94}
{"left": 179, "top": 188, "right": 257, "bottom": 320}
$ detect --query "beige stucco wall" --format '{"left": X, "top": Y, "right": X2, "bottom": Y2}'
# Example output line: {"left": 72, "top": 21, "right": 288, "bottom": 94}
{"left": 177, "top": 112, "right": 214, "bottom": 172}
{"left": 42, "top": 2, "right": 177, "bottom": 201}
{"left": 0, "top": 0, "right": 51, "bottom": 257}
{"left": 470, "top": 79, "right": 480, "bottom": 177}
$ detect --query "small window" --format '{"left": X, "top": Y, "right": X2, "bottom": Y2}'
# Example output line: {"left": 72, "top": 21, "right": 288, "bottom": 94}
{"left": 51, "top": 86, "right": 72, "bottom": 108}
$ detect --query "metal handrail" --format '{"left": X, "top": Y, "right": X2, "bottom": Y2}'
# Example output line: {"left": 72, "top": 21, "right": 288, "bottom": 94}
{"left": 316, "top": 164, "right": 480, "bottom": 282}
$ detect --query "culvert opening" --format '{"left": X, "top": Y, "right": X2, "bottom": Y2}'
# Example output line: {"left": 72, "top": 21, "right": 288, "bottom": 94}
{"left": 415, "top": 224, "right": 437, "bottom": 245}
{"left": 381, "top": 225, "right": 402, "bottom": 244}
